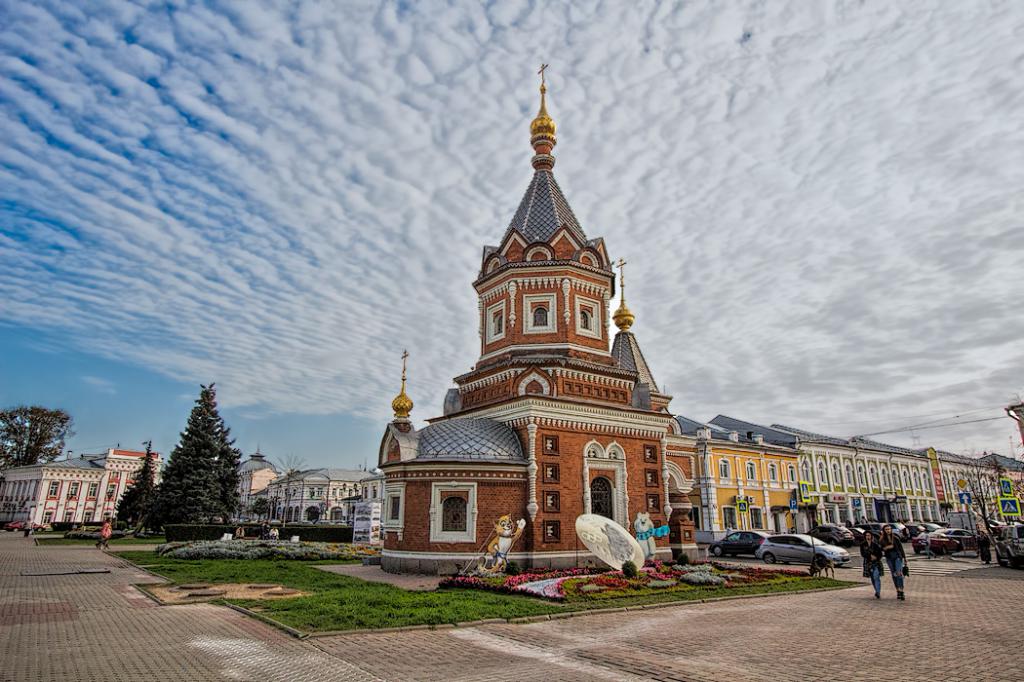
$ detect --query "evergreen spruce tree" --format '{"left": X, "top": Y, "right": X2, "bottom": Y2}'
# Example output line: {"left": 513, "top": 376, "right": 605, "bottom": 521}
{"left": 116, "top": 440, "right": 158, "bottom": 527}
{"left": 151, "top": 384, "right": 226, "bottom": 525}
{"left": 216, "top": 416, "right": 242, "bottom": 522}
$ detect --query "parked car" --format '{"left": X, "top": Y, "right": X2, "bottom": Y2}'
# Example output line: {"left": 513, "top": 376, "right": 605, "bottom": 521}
{"left": 708, "top": 531, "right": 770, "bottom": 557}
{"left": 920, "top": 522, "right": 943, "bottom": 533}
{"left": 808, "top": 524, "right": 855, "bottom": 547}
{"left": 3, "top": 521, "right": 49, "bottom": 532}
{"left": 859, "top": 522, "right": 909, "bottom": 542}
{"left": 995, "top": 525, "right": 1024, "bottom": 568}
{"left": 904, "top": 524, "right": 926, "bottom": 539}
{"left": 755, "top": 534, "right": 851, "bottom": 566}
{"left": 847, "top": 527, "right": 866, "bottom": 543}
{"left": 912, "top": 528, "right": 976, "bottom": 555}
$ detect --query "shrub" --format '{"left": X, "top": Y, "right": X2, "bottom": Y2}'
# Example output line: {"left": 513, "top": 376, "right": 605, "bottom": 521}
{"left": 675, "top": 553, "right": 690, "bottom": 566}
{"left": 154, "top": 539, "right": 378, "bottom": 561}
{"left": 505, "top": 561, "right": 522, "bottom": 576}
{"left": 621, "top": 560, "right": 638, "bottom": 578}
{"left": 51, "top": 522, "right": 103, "bottom": 533}
{"left": 64, "top": 530, "right": 128, "bottom": 540}
{"left": 163, "top": 524, "right": 353, "bottom": 543}
{"left": 679, "top": 571, "right": 726, "bottom": 586}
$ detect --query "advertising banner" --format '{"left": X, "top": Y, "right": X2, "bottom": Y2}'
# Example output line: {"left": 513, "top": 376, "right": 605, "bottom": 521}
{"left": 352, "top": 501, "right": 382, "bottom": 544}
{"left": 926, "top": 448, "right": 946, "bottom": 502}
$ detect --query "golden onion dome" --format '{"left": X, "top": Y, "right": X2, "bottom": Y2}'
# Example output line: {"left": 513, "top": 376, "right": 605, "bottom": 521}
{"left": 391, "top": 350, "right": 413, "bottom": 419}
{"left": 613, "top": 300, "right": 635, "bottom": 331}
{"left": 530, "top": 83, "right": 557, "bottom": 139}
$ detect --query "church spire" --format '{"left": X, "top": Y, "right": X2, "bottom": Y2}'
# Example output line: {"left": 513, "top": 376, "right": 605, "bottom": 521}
{"left": 391, "top": 350, "right": 414, "bottom": 420}
{"left": 530, "top": 64, "right": 556, "bottom": 171}
{"left": 613, "top": 258, "right": 635, "bottom": 331}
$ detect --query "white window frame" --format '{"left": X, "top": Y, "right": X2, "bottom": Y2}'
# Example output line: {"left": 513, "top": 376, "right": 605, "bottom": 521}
{"left": 750, "top": 507, "right": 764, "bottom": 529}
{"left": 48, "top": 481, "right": 59, "bottom": 497}
{"left": 722, "top": 505, "right": 738, "bottom": 529}
{"left": 523, "top": 293, "right": 557, "bottom": 334}
{"left": 485, "top": 300, "right": 506, "bottom": 343}
{"left": 788, "top": 464, "right": 797, "bottom": 482}
{"left": 574, "top": 295, "right": 602, "bottom": 340}
{"left": 768, "top": 463, "right": 778, "bottom": 482}
{"left": 383, "top": 482, "right": 406, "bottom": 536}
{"left": 429, "top": 482, "right": 478, "bottom": 544}
{"left": 718, "top": 459, "right": 731, "bottom": 480}
{"left": 746, "top": 461, "right": 757, "bottom": 482}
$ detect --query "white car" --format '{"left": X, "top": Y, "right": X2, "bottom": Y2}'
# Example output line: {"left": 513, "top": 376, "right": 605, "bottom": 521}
{"left": 755, "top": 534, "right": 851, "bottom": 566}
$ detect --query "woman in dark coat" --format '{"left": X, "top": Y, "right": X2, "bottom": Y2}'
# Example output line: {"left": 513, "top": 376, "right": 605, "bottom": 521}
{"left": 879, "top": 524, "right": 908, "bottom": 601}
{"left": 860, "top": 530, "right": 885, "bottom": 599}
{"left": 978, "top": 532, "right": 992, "bottom": 564}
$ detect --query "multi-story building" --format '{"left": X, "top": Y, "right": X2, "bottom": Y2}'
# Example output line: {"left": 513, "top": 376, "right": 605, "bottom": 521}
{"left": 674, "top": 417, "right": 800, "bottom": 540}
{"left": 935, "top": 450, "right": 1023, "bottom": 521}
{"left": 236, "top": 450, "right": 280, "bottom": 520}
{"left": 708, "top": 418, "right": 942, "bottom": 530}
{"left": 264, "top": 468, "right": 365, "bottom": 523}
{"left": 0, "top": 448, "right": 163, "bottom": 525}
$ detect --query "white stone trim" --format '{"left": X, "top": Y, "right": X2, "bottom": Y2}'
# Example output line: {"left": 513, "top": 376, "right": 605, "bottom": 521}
{"left": 516, "top": 370, "right": 552, "bottom": 396}
{"left": 574, "top": 294, "right": 603, "bottom": 340}
{"left": 525, "top": 245, "right": 553, "bottom": 261}
{"left": 429, "top": 482, "right": 478, "bottom": 544}
{"left": 383, "top": 481, "right": 406, "bottom": 539}
{"left": 485, "top": 300, "right": 506, "bottom": 344}
{"left": 526, "top": 421, "right": 538, "bottom": 520}
{"left": 523, "top": 293, "right": 557, "bottom": 334}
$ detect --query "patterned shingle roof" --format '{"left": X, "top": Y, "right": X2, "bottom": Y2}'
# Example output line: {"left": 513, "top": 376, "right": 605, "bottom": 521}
{"left": 416, "top": 418, "right": 524, "bottom": 462}
{"left": 503, "top": 170, "right": 586, "bottom": 244}
{"left": 611, "top": 331, "right": 658, "bottom": 392}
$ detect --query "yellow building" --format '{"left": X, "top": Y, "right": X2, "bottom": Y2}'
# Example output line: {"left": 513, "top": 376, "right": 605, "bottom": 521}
{"left": 675, "top": 417, "right": 801, "bottom": 537}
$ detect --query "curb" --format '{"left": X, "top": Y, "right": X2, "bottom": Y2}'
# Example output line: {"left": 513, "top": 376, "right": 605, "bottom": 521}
{"left": 224, "top": 603, "right": 309, "bottom": 639}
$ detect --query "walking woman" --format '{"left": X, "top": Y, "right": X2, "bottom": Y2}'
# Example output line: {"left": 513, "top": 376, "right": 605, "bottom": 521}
{"left": 879, "top": 524, "right": 908, "bottom": 601}
{"left": 860, "top": 530, "right": 885, "bottom": 599}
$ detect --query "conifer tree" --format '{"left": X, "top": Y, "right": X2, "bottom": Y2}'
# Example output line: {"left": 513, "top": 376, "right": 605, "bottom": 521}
{"left": 151, "top": 384, "right": 226, "bottom": 525}
{"left": 116, "top": 440, "right": 157, "bottom": 527}
{"left": 216, "top": 416, "right": 242, "bottom": 521}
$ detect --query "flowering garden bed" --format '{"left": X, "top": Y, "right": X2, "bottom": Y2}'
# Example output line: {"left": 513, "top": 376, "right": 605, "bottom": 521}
{"left": 439, "top": 561, "right": 818, "bottom": 602}
{"left": 154, "top": 540, "right": 380, "bottom": 561}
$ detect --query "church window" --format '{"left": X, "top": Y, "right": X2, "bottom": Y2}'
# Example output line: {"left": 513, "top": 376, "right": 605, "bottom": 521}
{"left": 492, "top": 311, "right": 503, "bottom": 336}
{"left": 645, "top": 469, "right": 659, "bottom": 487}
{"left": 544, "top": 490, "right": 560, "bottom": 512}
{"left": 643, "top": 444, "right": 657, "bottom": 462}
{"left": 646, "top": 493, "right": 660, "bottom": 511}
{"left": 580, "top": 308, "right": 592, "bottom": 330}
{"left": 441, "top": 497, "right": 467, "bottom": 532}
{"left": 388, "top": 495, "right": 401, "bottom": 521}
{"left": 485, "top": 301, "right": 506, "bottom": 343}
{"left": 543, "top": 520, "right": 561, "bottom": 542}
{"left": 543, "top": 435, "right": 559, "bottom": 454}
{"left": 543, "top": 463, "right": 560, "bottom": 482}
{"left": 533, "top": 305, "right": 548, "bottom": 328}
{"left": 590, "top": 477, "right": 614, "bottom": 518}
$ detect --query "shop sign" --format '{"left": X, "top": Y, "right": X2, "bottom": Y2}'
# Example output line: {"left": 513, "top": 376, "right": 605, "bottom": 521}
{"left": 827, "top": 494, "right": 848, "bottom": 504}
{"left": 927, "top": 448, "right": 946, "bottom": 502}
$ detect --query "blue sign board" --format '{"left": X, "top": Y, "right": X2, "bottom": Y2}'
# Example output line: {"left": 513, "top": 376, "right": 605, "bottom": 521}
{"left": 789, "top": 499, "right": 798, "bottom": 511}
{"left": 852, "top": 498, "right": 862, "bottom": 508}
{"left": 957, "top": 492, "right": 972, "bottom": 505}
{"left": 999, "top": 497, "right": 1020, "bottom": 516}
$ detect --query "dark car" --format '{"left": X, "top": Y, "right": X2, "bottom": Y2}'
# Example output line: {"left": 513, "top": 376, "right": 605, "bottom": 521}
{"left": 808, "top": 524, "right": 855, "bottom": 547}
{"left": 912, "top": 528, "right": 976, "bottom": 555}
{"left": 708, "top": 531, "right": 770, "bottom": 557}
{"left": 847, "top": 527, "right": 866, "bottom": 543}
{"left": 904, "top": 524, "right": 926, "bottom": 539}
{"left": 995, "top": 525, "right": 1024, "bottom": 568}
{"left": 859, "top": 522, "right": 909, "bottom": 542}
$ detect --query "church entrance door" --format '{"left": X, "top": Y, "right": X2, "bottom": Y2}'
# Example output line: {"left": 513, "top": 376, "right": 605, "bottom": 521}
{"left": 591, "top": 477, "right": 613, "bottom": 519}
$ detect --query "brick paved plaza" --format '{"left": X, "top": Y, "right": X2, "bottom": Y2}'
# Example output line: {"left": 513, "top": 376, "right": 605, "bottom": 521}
{"left": 2, "top": 532, "right": 1022, "bottom": 682}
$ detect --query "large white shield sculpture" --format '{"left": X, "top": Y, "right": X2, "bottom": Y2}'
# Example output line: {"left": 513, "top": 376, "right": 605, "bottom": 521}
{"left": 575, "top": 513, "right": 646, "bottom": 570}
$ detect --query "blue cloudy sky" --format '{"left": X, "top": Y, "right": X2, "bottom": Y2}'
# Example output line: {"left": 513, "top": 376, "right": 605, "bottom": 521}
{"left": 2, "top": 1, "right": 1022, "bottom": 469}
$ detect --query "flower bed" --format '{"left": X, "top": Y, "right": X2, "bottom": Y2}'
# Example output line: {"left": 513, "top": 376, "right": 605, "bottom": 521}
{"left": 154, "top": 540, "right": 380, "bottom": 561}
{"left": 440, "top": 560, "right": 817, "bottom": 602}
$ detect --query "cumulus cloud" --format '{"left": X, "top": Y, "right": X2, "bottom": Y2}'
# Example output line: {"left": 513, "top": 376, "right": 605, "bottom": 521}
{"left": 1, "top": 1, "right": 1021, "bottom": 453}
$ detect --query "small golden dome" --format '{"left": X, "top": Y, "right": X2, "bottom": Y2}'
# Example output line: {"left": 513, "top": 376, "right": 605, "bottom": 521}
{"left": 530, "top": 83, "right": 557, "bottom": 139}
{"left": 613, "top": 300, "right": 635, "bottom": 331}
{"left": 391, "top": 350, "right": 413, "bottom": 419}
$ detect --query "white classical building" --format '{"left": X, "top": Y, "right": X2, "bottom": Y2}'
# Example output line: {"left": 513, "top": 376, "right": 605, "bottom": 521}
{"left": 264, "top": 468, "right": 366, "bottom": 523}
{"left": 0, "top": 449, "right": 163, "bottom": 525}
{"left": 236, "top": 451, "right": 280, "bottom": 520}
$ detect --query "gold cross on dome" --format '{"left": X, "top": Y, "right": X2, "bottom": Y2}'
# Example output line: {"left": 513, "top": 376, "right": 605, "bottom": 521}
{"left": 401, "top": 349, "right": 409, "bottom": 381}
{"left": 538, "top": 63, "right": 549, "bottom": 86}
{"left": 616, "top": 257, "right": 627, "bottom": 289}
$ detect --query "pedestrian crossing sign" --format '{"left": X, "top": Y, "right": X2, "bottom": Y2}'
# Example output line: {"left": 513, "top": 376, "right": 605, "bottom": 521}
{"left": 999, "top": 497, "right": 1020, "bottom": 516}
{"left": 799, "top": 481, "right": 812, "bottom": 504}
{"left": 737, "top": 498, "right": 749, "bottom": 513}
{"left": 999, "top": 477, "right": 1014, "bottom": 497}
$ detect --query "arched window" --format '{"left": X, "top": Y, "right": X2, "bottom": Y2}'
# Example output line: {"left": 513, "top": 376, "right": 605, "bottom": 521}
{"left": 746, "top": 462, "right": 757, "bottom": 481}
{"left": 817, "top": 462, "right": 828, "bottom": 486}
{"left": 580, "top": 309, "right": 592, "bottom": 330}
{"left": 913, "top": 471, "right": 921, "bottom": 490}
{"left": 788, "top": 464, "right": 797, "bottom": 482}
{"left": 858, "top": 465, "right": 866, "bottom": 487}
{"left": 832, "top": 463, "right": 842, "bottom": 486}
{"left": 845, "top": 464, "right": 854, "bottom": 486}
{"left": 870, "top": 467, "right": 878, "bottom": 487}
{"left": 441, "top": 497, "right": 467, "bottom": 532}
{"left": 533, "top": 306, "right": 548, "bottom": 328}
{"left": 590, "top": 477, "right": 613, "bottom": 519}
{"left": 768, "top": 463, "right": 778, "bottom": 482}
{"left": 801, "top": 462, "right": 811, "bottom": 481}
{"left": 902, "top": 470, "right": 911, "bottom": 489}
{"left": 892, "top": 467, "right": 900, "bottom": 488}
{"left": 719, "top": 459, "right": 731, "bottom": 479}
{"left": 882, "top": 468, "right": 891, "bottom": 488}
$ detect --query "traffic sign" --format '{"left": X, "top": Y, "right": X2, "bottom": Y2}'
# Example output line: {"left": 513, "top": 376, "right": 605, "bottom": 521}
{"left": 957, "top": 492, "right": 972, "bottom": 505}
{"left": 737, "top": 499, "right": 749, "bottom": 513}
{"left": 789, "top": 499, "right": 797, "bottom": 511}
{"left": 999, "top": 497, "right": 1020, "bottom": 516}
{"left": 999, "top": 477, "right": 1014, "bottom": 497}
{"left": 957, "top": 479, "right": 968, "bottom": 490}
{"left": 799, "top": 481, "right": 812, "bottom": 504}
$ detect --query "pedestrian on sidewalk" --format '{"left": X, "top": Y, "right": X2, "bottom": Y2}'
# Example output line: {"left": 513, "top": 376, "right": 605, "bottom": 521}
{"left": 880, "top": 524, "right": 908, "bottom": 601}
{"left": 921, "top": 527, "right": 933, "bottom": 559}
{"left": 978, "top": 532, "right": 992, "bottom": 564}
{"left": 860, "top": 530, "right": 885, "bottom": 599}
{"left": 96, "top": 521, "right": 113, "bottom": 550}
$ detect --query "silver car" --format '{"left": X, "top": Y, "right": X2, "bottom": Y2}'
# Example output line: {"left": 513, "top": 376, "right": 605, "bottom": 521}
{"left": 754, "top": 533, "right": 851, "bottom": 566}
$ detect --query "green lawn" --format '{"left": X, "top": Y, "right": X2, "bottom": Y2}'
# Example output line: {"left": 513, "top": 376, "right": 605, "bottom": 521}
{"left": 37, "top": 536, "right": 166, "bottom": 546}
{"left": 119, "top": 551, "right": 851, "bottom": 633}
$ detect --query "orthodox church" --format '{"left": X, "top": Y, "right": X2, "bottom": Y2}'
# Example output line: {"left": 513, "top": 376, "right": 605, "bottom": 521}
{"left": 378, "top": 72, "right": 698, "bottom": 574}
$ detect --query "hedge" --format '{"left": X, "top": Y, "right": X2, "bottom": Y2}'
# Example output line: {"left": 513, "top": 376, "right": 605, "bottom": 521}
{"left": 51, "top": 521, "right": 128, "bottom": 532}
{"left": 163, "top": 524, "right": 353, "bottom": 543}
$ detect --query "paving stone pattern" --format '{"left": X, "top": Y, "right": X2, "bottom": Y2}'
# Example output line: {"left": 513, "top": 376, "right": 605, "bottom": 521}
{"left": 3, "top": 533, "right": 1022, "bottom": 681}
